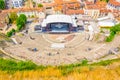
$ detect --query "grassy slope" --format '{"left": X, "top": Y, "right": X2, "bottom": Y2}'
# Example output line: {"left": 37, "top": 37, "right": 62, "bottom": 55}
{"left": 0, "top": 58, "right": 120, "bottom": 80}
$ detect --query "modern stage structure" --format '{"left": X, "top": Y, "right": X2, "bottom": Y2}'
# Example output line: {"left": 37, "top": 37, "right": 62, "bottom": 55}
{"left": 41, "top": 15, "right": 77, "bottom": 33}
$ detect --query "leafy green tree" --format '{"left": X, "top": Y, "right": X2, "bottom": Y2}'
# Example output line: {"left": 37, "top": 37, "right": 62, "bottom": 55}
{"left": 106, "top": 0, "right": 109, "bottom": 3}
{"left": 0, "top": 0, "right": 5, "bottom": 10}
{"left": 38, "top": 4, "right": 43, "bottom": 7}
{"left": 6, "top": 31, "right": 12, "bottom": 37}
{"left": 19, "top": 14, "right": 27, "bottom": 22}
{"left": 106, "top": 34, "right": 115, "bottom": 42}
{"left": 6, "top": 28, "right": 15, "bottom": 37}
{"left": 9, "top": 12, "right": 18, "bottom": 23}
{"left": 11, "top": 28, "right": 15, "bottom": 32}
{"left": 33, "top": 1, "right": 36, "bottom": 7}
{"left": 16, "top": 18, "right": 25, "bottom": 31}
{"left": 16, "top": 14, "right": 27, "bottom": 31}
{"left": 100, "top": 0, "right": 109, "bottom": 2}
{"left": 110, "top": 24, "right": 120, "bottom": 32}
{"left": 16, "top": 17, "right": 25, "bottom": 26}
{"left": 81, "top": 59, "right": 88, "bottom": 65}
{"left": 106, "top": 24, "right": 120, "bottom": 42}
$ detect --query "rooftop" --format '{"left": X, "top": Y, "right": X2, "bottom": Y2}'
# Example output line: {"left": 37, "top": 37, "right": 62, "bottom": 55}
{"left": 66, "top": 9, "right": 84, "bottom": 15}
{"left": 98, "top": 21, "right": 115, "bottom": 27}
{"left": 109, "top": 0, "right": 120, "bottom": 6}
{"left": 85, "top": 1, "right": 107, "bottom": 9}
{"left": 41, "top": 14, "right": 77, "bottom": 27}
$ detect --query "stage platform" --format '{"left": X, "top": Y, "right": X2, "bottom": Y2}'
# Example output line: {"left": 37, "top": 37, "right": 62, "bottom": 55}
{"left": 49, "top": 30, "right": 70, "bottom": 34}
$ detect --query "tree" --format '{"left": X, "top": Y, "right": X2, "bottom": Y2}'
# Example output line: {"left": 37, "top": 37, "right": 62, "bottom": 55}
{"left": 100, "top": 0, "right": 109, "bottom": 3}
{"left": 106, "top": 24, "right": 120, "bottom": 42}
{"left": 19, "top": 14, "right": 27, "bottom": 22}
{"left": 106, "top": 32, "right": 115, "bottom": 42}
{"left": 16, "top": 14, "right": 27, "bottom": 31}
{"left": 6, "top": 28, "right": 15, "bottom": 37}
{"left": 33, "top": 1, "right": 36, "bottom": 7}
{"left": 16, "top": 18, "right": 25, "bottom": 31}
{"left": 9, "top": 12, "right": 18, "bottom": 23}
{"left": 106, "top": 0, "right": 109, "bottom": 3}
{"left": 110, "top": 24, "right": 120, "bottom": 32}
{"left": 0, "top": 0, "right": 5, "bottom": 10}
{"left": 38, "top": 4, "right": 43, "bottom": 7}
{"left": 16, "top": 14, "right": 27, "bottom": 26}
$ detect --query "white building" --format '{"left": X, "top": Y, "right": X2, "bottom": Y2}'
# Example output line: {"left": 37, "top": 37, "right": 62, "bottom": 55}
{"left": 107, "top": 0, "right": 120, "bottom": 10}
{"left": 41, "top": 15, "right": 78, "bottom": 33}
{"left": 97, "top": 16, "right": 116, "bottom": 28}
{"left": 17, "top": 8, "right": 45, "bottom": 18}
{"left": 84, "top": 9, "right": 100, "bottom": 19}
{"left": 12, "top": 0, "right": 23, "bottom": 8}
{"left": 98, "top": 21, "right": 115, "bottom": 27}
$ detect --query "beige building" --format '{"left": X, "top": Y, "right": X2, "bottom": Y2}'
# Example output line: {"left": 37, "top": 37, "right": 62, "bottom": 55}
{"left": 84, "top": 9, "right": 100, "bottom": 19}
{"left": 33, "top": 0, "right": 54, "bottom": 3}
{"left": 17, "top": 9, "right": 45, "bottom": 18}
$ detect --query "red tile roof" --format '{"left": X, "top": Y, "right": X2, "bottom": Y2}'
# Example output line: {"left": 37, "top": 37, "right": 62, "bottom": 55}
{"left": 86, "top": 1, "right": 107, "bottom": 9}
{"left": 85, "top": 1, "right": 94, "bottom": 5}
{"left": 109, "top": 0, "right": 120, "bottom": 6}
{"left": 42, "top": 3, "right": 56, "bottom": 7}
{"left": 96, "top": 1, "right": 107, "bottom": 5}
{"left": 66, "top": 9, "right": 84, "bottom": 15}
{"left": 100, "top": 9, "right": 111, "bottom": 13}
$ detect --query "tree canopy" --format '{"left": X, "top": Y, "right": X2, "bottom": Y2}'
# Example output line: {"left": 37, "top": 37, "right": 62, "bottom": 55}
{"left": 9, "top": 12, "right": 18, "bottom": 23}
{"left": 100, "top": 0, "right": 110, "bottom": 2}
{"left": 106, "top": 24, "right": 120, "bottom": 42}
{"left": 19, "top": 14, "right": 27, "bottom": 22}
{"left": 38, "top": 4, "right": 43, "bottom": 7}
{"left": 16, "top": 14, "right": 27, "bottom": 31}
{"left": 0, "top": 0, "right": 5, "bottom": 9}
{"left": 6, "top": 28, "right": 15, "bottom": 37}
{"left": 110, "top": 24, "right": 120, "bottom": 32}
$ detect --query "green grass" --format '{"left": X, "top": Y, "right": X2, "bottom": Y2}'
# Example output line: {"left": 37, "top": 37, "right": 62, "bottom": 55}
{"left": 0, "top": 58, "right": 46, "bottom": 71}
{"left": 0, "top": 58, "right": 120, "bottom": 75}
{"left": 91, "top": 58, "right": 120, "bottom": 66}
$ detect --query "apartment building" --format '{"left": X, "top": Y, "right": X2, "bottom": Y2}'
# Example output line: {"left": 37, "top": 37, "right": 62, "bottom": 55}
{"left": 12, "top": 0, "right": 23, "bottom": 8}
{"left": 5, "top": 0, "right": 23, "bottom": 8}
{"left": 107, "top": 0, "right": 120, "bottom": 10}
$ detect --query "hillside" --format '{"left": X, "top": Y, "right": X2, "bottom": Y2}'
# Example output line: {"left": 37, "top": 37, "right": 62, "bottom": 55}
{"left": 0, "top": 58, "right": 120, "bottom": 80}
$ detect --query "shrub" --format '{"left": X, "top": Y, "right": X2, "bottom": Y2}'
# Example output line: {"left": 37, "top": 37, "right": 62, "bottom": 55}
{"left": 106, "top": 24, "right": 120, "bottom": 42}
{"left": 38, "top": 4, "right": 43, "bottom": 7}
{"left": 81, "top": 59, "right": 88, "bottom": 66}
{"left": 31, "top": 15, "right": 35, "bottom": 18}
{"left": 106, "top": 34, "right": 115, "bottom": 42}
{"left": 9, "top": 12, "right": 18, "bottom": 23}
{"left": 6, "top": 28, "right": 15, "bottom": 37}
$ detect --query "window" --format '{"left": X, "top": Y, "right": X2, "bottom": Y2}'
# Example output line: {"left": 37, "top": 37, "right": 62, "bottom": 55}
{"left": 14, "top": 1, "right": 18, "bottom": 5}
